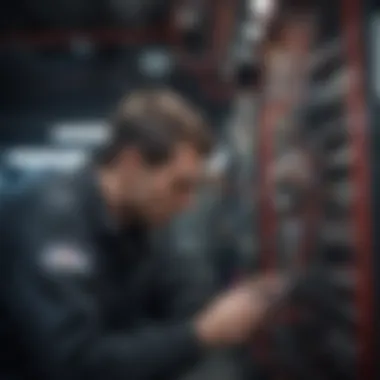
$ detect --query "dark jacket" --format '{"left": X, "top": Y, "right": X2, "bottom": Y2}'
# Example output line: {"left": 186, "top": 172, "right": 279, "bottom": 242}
{"left": 0, "top": 168, "right": 211, "bottom": 380}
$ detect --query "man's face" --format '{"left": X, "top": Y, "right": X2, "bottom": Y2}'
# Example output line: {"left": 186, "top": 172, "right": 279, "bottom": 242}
{"left": 128, "top": 143, "right": 204, "bottom": 226}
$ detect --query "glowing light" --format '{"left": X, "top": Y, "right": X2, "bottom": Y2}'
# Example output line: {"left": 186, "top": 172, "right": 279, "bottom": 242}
{"left": 249, "top": 0, "right": 275, "bottom": 18}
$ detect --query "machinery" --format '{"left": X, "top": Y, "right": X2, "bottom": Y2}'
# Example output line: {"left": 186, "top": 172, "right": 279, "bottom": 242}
{"left": 256, "top": 0, "right": 377, "bottom": 379}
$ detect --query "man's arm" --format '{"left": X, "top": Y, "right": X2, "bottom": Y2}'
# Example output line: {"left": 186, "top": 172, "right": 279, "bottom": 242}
{"left": 3, "top": 202, "right": 202, "bottom": 380}
{"left": 152, "top": 231, "right": 246, "bottom": 380}
{"left": 152, "top": 227, "right": 217, "bottom": 321}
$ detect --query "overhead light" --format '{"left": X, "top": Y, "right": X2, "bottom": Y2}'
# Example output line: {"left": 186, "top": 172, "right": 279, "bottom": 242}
{"left": 50, "top": 121, "right": 109, "bottom": 146}
{"left": 249, "top": 0, "right": 275, "bottom": 18}
{"left": 5, "top": 148, "right": 88, "bottom": 171}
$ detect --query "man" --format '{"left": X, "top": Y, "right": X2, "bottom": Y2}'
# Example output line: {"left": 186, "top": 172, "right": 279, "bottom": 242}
{"left": 0, "top": 89, "right": 285, "bottom": 380}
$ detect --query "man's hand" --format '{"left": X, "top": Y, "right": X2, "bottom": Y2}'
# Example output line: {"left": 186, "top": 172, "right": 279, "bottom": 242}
{"left": 194, "top": 274, "right": 288, "bottom": 347}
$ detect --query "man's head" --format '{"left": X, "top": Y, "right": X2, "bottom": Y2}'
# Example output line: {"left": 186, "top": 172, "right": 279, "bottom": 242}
{"left": 98, "top": 89, "right": 213, "bottom": 226}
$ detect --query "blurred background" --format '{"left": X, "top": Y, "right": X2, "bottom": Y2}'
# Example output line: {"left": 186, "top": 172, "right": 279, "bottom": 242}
{"left": 1, "top": 0, "right": 379, "bottom": 379}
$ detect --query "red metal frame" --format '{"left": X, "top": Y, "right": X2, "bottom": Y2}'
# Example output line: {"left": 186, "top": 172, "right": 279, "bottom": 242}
{"left": 258, "top": 100, "right": 281, "bottom": 270}
{"left": 257, "top": 1, "right": 375, "bottom": 377}
{"left": 0, "top": 26, "right": 168, "bottom": 46}
{"left": 255, "top": 12, "right": 317, "bottom": 378}
{"left": 342, "top": 0, "right": 375, "bottom": 378}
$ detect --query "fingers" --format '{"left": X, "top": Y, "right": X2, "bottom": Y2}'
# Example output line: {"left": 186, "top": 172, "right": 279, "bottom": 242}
{"left": 239, "top": 273, "right": 292, "bottom": 306}
{"left": 233, "top": 272, "right": 293, "bottom": 310}
{"left": 250, "top": 273, "right": 290, "bottom": 291}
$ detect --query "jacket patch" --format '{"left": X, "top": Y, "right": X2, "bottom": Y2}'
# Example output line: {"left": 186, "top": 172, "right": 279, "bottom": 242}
{"left": 40, "top": 243, "right": 92, "bottom": 275}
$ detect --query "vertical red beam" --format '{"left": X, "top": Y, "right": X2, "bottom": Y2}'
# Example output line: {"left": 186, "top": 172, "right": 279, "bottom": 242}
{"left": 258, "top": 101, "right": 281, "bottom": 269}
{"left": 256, "top": 13, "right": 316, "bottom": 378}
{"left": 209, "top": 0, "right": 237, "bottom": 65}
{"left": 195, "top": 0, "right": 237, "bottom": 100}
{"left": 341, "top": 0, "right": 375, "bottom": 378}
{"left": 282, "top": 16, "right": 316, "bottom": 269}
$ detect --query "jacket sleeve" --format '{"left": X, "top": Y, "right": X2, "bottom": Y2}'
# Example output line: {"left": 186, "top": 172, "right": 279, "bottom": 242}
{"left": 152, "top": 228, "right": 217, "bottom": 321}
{"left": 152, "top": 231, "right": 245, "bottom": 380}
{"left": 3, "top": 200, "right": 202, "bottom": 380}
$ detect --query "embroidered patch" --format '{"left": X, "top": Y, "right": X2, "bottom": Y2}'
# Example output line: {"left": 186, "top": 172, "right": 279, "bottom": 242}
{"left": 40, "top": 243, "right": 91, "bottom": 275}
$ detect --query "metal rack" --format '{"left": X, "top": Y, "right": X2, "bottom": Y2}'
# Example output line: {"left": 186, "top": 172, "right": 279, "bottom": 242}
{"left": 256, "top": 0, "right": 375, "bottom": 379}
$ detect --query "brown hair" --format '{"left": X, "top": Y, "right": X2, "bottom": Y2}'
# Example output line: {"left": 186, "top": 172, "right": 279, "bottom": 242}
{"left": 99, "top": 89, "right": 213, "bottom": 165}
